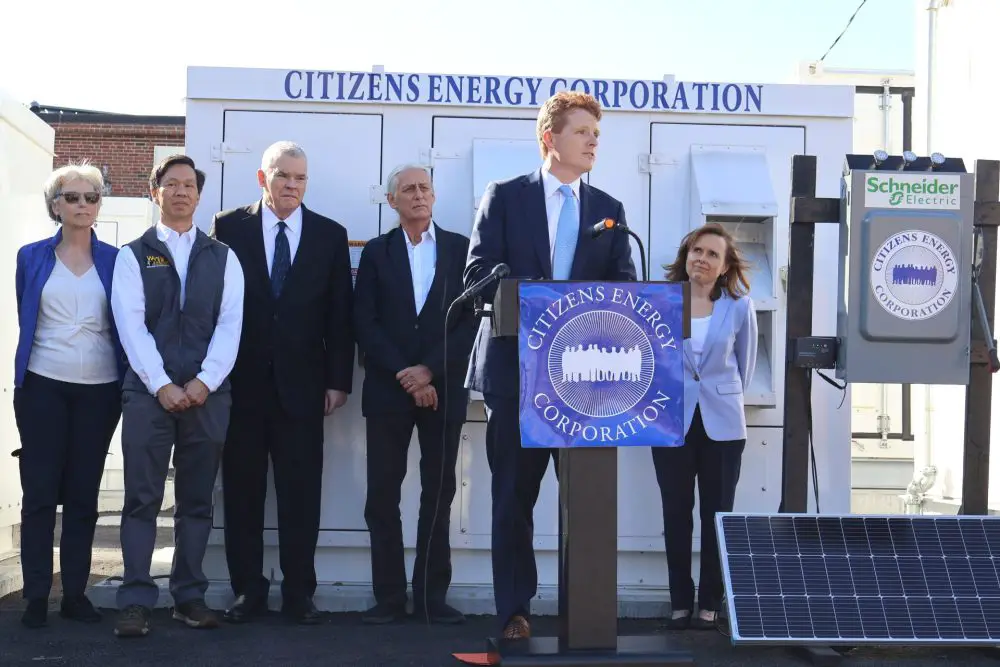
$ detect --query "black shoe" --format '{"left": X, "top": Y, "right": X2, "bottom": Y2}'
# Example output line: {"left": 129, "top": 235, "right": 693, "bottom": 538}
{"left": 415, "top": 601, "right": 465, "bottom": 625}
{"left": 282, "top": 597, "right": 323, "bottom": 625}
{"left": 60, "top": 595, "right": 101, "bottom": 623}
{"left": 691, "top": 611, "right": 717, "bottom": 630}
{"left": 21, "top": 599, "right": 48, "bottom": 628}
{"left": 173, "top": 599, "right": 220, "bottom": 629}
{"left": 223, "top": 594, "right": 267, "bottom": 624}
{"left": 665, "top": 611, "right": 691, "bottom": 630}
{"left": 362, "top": 602, "right": 407, "bottom": 625}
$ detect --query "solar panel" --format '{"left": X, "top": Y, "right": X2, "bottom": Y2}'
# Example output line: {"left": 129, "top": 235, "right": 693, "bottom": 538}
{"left": 716, "top": 513, "right": 1000, "bottom": 646}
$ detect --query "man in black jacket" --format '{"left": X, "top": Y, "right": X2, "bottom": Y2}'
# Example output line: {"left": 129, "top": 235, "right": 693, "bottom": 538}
{"left": 353, "top": 164, "right": 477, "bottom": 625}
{"left": 211, "top": 141, "right": 355, "bottom": 625}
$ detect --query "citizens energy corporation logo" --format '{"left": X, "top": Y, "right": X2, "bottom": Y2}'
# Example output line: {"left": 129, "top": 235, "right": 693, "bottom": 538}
{"left": 524, "top": 284, "right": 677, "bottom": 444}
{"left": 869, "top": 229, "right": 958, "bottom": 321}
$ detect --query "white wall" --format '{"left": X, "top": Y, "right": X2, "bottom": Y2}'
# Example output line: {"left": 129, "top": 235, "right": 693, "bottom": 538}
{"left": 913, "top": 0, "right": 1000, "bottom": 510}
{"left": 93, "top": 198, "right": 155, "bottom": 491}
{"left": 797, "top": 61, "right": 913, "bottom": 155}
{"left": 0, "top": 92, "right": 56, "bottom": 555}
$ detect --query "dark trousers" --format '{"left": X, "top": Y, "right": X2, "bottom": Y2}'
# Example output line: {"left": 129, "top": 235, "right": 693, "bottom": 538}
{"left": 650, "top": 406, "right": 744, "bottom": 613}
{"left": 222, "top": 381, "right": 325, "bottom": 605}
{"left": 364, "top": 409, "right": 462, "bottom": 609}
{"left": 483, "top": 393, "right": 559, "bottom": 625}
{"left": 117, "top": 388, "right": 231, "bottom": 609}
{"left": 14, "top": 372, "right": 121, "bottom": 601}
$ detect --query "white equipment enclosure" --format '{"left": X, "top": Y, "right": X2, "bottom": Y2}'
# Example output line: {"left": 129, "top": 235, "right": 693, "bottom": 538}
{"left": 175, "top": 66, "right": 855, "bottom": 615}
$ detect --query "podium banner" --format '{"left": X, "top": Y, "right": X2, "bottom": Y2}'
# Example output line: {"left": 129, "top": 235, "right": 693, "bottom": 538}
{"left": 518, "top": 281, "right": 686, "bottom": 448}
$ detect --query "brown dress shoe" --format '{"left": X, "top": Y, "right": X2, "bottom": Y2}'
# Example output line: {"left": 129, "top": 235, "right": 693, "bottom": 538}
{"left": 503, "top": 614, "right": 531, "bottom": 640}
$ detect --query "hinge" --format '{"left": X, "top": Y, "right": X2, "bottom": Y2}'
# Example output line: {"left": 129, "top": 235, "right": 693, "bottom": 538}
{"left": 638, "top": 153, "right": 676, "bottom": 174}
{"left": 211, "top": 143, "right": 252, "bottom": 163}
{"left": 418, "top": 148, "right": 461, "bottom": 167}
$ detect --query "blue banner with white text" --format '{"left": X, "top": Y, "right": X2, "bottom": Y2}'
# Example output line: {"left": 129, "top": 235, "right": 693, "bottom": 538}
{"left": 518, "top": 281, "right": 685, "bottom": 448}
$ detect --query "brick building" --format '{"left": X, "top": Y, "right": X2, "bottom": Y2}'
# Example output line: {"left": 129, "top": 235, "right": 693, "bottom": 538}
{"left": 30, "top": 103, "right": 185, "bottom": 198}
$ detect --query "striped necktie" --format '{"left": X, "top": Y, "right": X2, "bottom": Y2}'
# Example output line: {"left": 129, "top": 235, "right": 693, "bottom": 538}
{"left": 271, "top": 220, "right": 290, "bottom": 298}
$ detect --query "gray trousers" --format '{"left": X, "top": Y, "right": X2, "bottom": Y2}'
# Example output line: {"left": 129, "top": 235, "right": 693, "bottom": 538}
{"left": 116, "top": 388, "right": 231, "bottom": 610}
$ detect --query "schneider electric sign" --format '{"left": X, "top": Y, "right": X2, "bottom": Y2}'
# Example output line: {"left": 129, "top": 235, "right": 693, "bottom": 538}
{"left": 865, "top": 174, "right": 961, "bottom": 210}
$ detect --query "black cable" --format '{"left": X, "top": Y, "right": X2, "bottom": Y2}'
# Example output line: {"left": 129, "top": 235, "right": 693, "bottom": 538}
{"left": 420, "top": 295, "right": 461, "bottom": 625}
{"left": 805, "top": 370, "right": 821, "bottom": 515}
{"left": 818, "top": 0, "right": 869, "bottom": 63}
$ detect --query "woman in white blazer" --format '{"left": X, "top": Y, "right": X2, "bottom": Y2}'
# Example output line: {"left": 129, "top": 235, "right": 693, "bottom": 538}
{"left": 654, "top": 223, "right": 757, "bottom": 630}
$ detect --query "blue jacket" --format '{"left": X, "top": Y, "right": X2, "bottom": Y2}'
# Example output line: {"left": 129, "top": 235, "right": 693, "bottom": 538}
{"left": 682, "top": 292, "right": 757, "bottom": 441}
{"left": 14, "top": 228, "right": 126, "bottom": 388}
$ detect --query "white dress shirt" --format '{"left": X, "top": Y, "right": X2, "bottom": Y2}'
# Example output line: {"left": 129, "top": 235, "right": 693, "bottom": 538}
{"left": 541, "top": 167, "right": 581, "bottom": 264}
{"left": 28, "top": 258, "right": 118, "bottom": 385}
{"left": 111, "top": 221, "right": 245, "bottom": 396}
{"left": 404, "top": 223, "right": 437, "bottom": 314}
{"left": 262, "top": 203, "right": 302, "bottom": 271}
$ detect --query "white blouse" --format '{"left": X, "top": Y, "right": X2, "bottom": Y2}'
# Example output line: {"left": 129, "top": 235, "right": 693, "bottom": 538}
{"left": 27, "top": 258, "right": 118, "bottom": 385}
{"left": 689, "top": 315, "right": 712, "bottom": 368}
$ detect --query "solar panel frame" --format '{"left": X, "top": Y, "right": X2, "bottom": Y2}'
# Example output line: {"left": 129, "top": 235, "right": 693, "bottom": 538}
{"left": 715, "top": 512, "right": 1000, "bottom": 647}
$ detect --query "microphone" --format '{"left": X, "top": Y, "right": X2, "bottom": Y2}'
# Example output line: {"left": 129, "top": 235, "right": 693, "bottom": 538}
{"left": 589, "top": 217, "right": 647, "bottom": 282}
{"left": 453, "top": 263, "right": 510, "bottom": 305}
{"left": 591, "top": 217, "right": 629, "bottom": 238}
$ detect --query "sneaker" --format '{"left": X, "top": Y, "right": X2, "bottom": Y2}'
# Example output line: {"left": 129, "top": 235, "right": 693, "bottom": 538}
{"left": 21, "top": 599, "right": 48, "bottom": 628}
{"left": 361, "top": 602, "right": 406, "bottom": 625}
{"left": 60, "top": 595, "right": 102, "bottom": 623}
{"left": 115, "top": 605, "right": 151, "bottom": 638}
{"left": 173, "top": 599, "right": 220, "bottom": 629}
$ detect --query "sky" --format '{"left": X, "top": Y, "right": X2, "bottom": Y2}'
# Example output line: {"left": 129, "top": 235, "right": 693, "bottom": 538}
{"left": 0, "top": 0, "right": 915, "bottom": 116}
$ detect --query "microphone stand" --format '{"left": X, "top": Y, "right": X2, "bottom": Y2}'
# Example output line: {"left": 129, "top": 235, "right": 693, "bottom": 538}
{"left": 617, "top": 225, "right": 648, "bottom": 281}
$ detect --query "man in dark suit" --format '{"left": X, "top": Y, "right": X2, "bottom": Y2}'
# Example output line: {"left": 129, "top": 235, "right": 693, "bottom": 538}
{"left": 464, "top": 92, "right": 637, "bottom": 639}
{"left": 211, "top": 141, "right": 355, "bottom": 625}
{"left": 353, "top": 164, "right": 477, "bottom": 626}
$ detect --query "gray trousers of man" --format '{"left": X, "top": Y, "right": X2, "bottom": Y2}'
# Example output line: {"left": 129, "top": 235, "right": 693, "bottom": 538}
{"left": 116, "top": 388, "right": 232, "bottom": 609}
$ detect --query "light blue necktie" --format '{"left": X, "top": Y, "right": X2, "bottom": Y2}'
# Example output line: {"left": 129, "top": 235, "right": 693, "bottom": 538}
{"left": 551, "top": 184, "right": 579, "bottom": 280}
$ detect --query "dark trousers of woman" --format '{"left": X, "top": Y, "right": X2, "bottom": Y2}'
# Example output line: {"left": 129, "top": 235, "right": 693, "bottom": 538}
{"left": 650, "top": 405, "right": 745, "bottom": 613}
{"left": 14, "top": 371, "right": 122, "bottom": 601}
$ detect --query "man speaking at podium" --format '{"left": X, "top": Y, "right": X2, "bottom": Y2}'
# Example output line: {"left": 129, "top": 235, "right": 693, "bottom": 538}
{"left": 464, "top": 91, "right": 637, "bottom": 640}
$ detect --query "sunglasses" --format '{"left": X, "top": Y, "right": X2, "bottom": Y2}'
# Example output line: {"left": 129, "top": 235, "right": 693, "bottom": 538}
{"left": 59, "top": 192, "right": 101, "bottom": 205}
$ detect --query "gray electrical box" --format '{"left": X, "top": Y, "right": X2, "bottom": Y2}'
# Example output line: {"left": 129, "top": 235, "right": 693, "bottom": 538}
{"left": 837, "top": 154, "right": 974, "bottom": 385}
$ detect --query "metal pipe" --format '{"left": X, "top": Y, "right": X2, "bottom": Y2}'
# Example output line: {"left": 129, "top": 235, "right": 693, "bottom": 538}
{"left": 927, "top": 0, "right": 940, "bottom": 152}
{"left": 902, "top": 93, "right": 913, "bottom": 152}
{"left": 881, "top": 79, "right": 892, "bottom": 151}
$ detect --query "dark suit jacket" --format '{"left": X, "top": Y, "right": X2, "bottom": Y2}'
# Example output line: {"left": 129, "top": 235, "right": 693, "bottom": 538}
{"left": 211, "top": 200, "right": 355, "bottom": 419}
{"left": 353, "top": 223, "right": 476, "bottom": 422}
{"left": 464, "top": 168, "right": 637, "bottom": 398}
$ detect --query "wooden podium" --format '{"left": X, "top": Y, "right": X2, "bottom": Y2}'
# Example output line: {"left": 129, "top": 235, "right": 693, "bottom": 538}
{"left": 484, "top": 278, "right": 693, "bottom": 667}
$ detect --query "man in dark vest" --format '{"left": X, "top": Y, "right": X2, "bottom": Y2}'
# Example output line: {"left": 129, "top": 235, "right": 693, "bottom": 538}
{"left": 110, "top": 155, "right": 245, "bottom": 638}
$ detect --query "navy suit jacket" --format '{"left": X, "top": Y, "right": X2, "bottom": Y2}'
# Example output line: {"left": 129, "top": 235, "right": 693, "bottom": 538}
{"left": 464, "top": 168, "right": 637, "bottom": 398}
{"left": 353, "top": 223, "right": 477, "bottom": 421}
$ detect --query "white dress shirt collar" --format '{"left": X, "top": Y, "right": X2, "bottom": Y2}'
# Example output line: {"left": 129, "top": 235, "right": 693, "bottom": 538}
{"left": 541, "top": 167, "right": 581, "bottom": 201}
{"left": 262, "top": 201, "right": 302, "bottom": 234}
{"left": 155, "top": 220, "right": 197, "bottom": 244}
{"left": 402, "top": 221, "right": 437, "bottom": 248}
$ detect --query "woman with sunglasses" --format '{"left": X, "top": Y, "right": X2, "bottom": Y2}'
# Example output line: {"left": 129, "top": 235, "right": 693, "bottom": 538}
{"left": 13, "top": 163, "right": 125, "bottom": 628}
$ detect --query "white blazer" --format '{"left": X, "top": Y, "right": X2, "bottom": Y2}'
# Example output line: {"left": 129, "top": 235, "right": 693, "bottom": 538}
{"left": 682, "top": 292, "right": 757, "bottom": 441}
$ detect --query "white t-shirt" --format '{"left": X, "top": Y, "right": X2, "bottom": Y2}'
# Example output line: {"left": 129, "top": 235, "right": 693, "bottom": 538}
{"left": 689, "top": 315, "right": 712, "bottom": 369}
